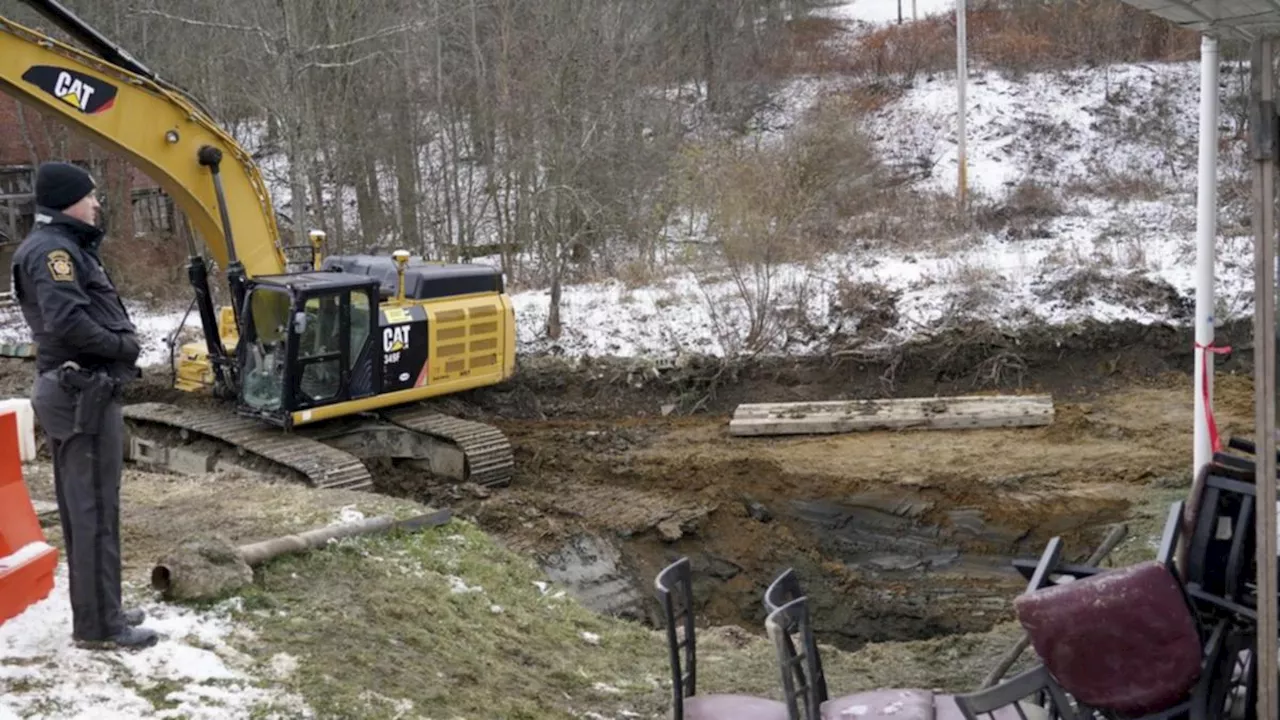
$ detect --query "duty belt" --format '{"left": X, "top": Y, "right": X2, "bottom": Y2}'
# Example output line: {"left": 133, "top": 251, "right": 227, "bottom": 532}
{"left": 56, "top": 361, "right": 120, "bottom": 435}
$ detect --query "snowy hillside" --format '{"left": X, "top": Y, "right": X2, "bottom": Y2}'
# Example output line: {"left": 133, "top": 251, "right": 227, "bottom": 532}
{"left": 510, "top": 59, "right": 1251, "bottom": 358}
{"left": 0, "top": 0, "right": 1247, "bottom": 365}
{"left": 815, "top": 0, "right": 959, "bottom": 26}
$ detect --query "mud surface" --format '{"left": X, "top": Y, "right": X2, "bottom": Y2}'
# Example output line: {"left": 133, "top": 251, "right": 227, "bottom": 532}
{"left": 1, "top": 318, "right": 1257, "bottom": 651}
{"left": 446, "top": 376, "right": 1238, "bottom": 649}
{"left": 408, "top": 318, "right": 1252, "bottom": 648}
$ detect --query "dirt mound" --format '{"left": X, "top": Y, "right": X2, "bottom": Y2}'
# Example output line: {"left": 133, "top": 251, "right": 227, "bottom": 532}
{"left": 413, "top": 374, "right": 1211, "bottom": 650}
{"left": 460, "top": 318, "right": 1252, "bottom": 422}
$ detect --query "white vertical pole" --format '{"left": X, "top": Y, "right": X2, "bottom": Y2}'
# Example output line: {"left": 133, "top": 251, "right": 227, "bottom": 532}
{"left": 956, "top": 0, "right": 967, "bottom": 209}
{"left": 913, "top": 0, "right": 918, "bottom": 20}
{"left": 1193, "top": 34, "right": 1219, "bottom": 478}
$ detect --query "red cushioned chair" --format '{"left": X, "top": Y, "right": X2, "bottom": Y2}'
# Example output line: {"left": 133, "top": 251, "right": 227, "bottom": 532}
{"left": 1009, "top": 502, "right": 1241, "bottom": 720}
{"left": 765, "top": 594, "right": 1048, "bottom": 720}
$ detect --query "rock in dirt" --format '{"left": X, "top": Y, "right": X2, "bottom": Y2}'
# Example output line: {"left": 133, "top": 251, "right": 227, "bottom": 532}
{"left": 152, "top": 534, "right": 254, "bottom": 602}
{"left": 657, "top": 518, "right": 684, "bottom": 542}
{"left": 540, "top": 533, "right": 645, "bottom": 618}
{"left": 743, "top": 497, "right": 773, "bottom": 523}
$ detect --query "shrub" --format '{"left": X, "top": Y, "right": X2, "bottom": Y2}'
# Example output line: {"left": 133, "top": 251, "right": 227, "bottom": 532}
{"left": 848, "top": 0, "right": 1201, "bottom": 82}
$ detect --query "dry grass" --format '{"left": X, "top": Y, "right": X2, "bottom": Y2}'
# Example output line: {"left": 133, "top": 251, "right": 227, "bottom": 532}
{"left": 850, "top": 0, "right": 1201, "bottom": 82}
{"left": 1032, "top": 267, "right": 1193, "bottom": 321}
{"left": 974, "top": 178, "right": 1064, "bottom": 240}
{"left": 1066, "top": 170, "right": 1171, "bottom": 204}
{"left": 100, "top": 230, "right": 193, "bottom": 307}
{"left": 21, "top": 465, "right": 426, "bottom": 586}
{"left": 669, "top": 94, "right": 888, "bottom": 353}
{"left": 773, "top": 15, "right": 862, "bottom": 75}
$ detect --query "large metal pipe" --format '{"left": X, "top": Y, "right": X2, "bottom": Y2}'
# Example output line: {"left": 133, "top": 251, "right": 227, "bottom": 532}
{"left": 1249, "top": 36, "right": 1279, "bottom": 720}
{"left": 150, "top": 509, "right": 453, "bottom": 601}
{"left": 1194, "top": 35, "right": 1221, "bottom": 479}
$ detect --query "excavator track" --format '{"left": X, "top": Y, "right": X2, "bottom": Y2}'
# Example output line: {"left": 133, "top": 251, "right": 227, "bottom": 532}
{"left": 381, "top": 406, "right": 514, "bottom": 488}
{"left": 121, "top": 401, "right": 514, "bottom": 491}
{"left": 122, "top": 402, "right": 375, "bottom": 491}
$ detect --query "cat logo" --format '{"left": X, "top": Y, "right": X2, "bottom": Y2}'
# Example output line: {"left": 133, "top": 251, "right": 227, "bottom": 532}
{"left": 383, "top": 324, "right": 410, "bottom": 363}
{"left": 21, "top": 66, "right": 118, "bottom": 115}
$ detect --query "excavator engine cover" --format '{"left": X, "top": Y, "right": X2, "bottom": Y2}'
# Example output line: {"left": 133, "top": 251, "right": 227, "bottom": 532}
{"left": 321, "top": 255, "right": 503, "bottom": 301}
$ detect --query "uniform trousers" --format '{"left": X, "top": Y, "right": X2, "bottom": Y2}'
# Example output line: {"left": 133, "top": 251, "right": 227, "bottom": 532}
{"left": 31, "top": 369, "right": 125, "bottom": 641}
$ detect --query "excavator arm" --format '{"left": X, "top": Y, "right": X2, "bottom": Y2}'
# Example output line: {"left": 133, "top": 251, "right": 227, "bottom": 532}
{"left": 0, "top": 0, "right": 295, "bottom": 394}
{"left": 0, "top": 5, "right": 288, "bottom": 280}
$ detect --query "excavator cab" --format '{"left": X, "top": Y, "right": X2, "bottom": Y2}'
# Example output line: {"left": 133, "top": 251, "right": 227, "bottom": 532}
{"left": 236, "top": 272, "right": 381, "bottom": 427}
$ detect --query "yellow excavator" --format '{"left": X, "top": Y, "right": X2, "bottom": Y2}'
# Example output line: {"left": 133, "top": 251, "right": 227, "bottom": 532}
{"left": 0, "top": 1, "right": 518, "bottom": 489}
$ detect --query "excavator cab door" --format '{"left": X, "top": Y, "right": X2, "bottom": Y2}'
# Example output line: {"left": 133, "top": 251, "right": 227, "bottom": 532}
{"left": 236, "top": 272, "right": 380, "bottom": 426}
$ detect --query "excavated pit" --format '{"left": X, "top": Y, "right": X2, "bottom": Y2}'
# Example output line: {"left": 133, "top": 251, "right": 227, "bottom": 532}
{"left": 370, "top": 413, "right": 1158, "bottom": 651}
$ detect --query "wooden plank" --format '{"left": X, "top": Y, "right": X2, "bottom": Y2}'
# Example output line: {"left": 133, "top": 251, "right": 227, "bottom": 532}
{"left": 728, "top": 394, "right": 1054, "bottom": 437}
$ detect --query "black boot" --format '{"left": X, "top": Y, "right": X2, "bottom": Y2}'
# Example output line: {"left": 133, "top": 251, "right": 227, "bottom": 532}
{"left": 75, "top": 626, "right": 159, "bottom": 651}
{"left": 123, "top": 608, "right": 146, "bottom": 626}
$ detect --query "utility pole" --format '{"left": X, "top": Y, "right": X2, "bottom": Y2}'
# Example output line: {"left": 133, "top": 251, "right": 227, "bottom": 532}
{"left": 898, "top": 0, "right": 903, "bottom": 24}
{"left": 1250, "top": 36, "right": 1280, "bottom": 720}
{"left": 956, "top": 0, "right": 967, "bottom": 210}
{"left": 913, "top": 0, "right": 918, "bottom": 20}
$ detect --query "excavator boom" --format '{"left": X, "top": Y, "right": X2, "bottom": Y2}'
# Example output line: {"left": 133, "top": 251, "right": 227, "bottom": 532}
{"left": 0, "top": 8, "right": 287, "bottom": 279}
{"left": 21, "top": 0, "right": 162, "bottom": 87}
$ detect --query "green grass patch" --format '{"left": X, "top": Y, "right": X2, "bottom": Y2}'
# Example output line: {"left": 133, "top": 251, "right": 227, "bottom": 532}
{"left": 1107, "top": 483, "right": 1189, "bottom": 569}
{"left": 129, "top": 678, "right": 186, "bottom": 711}
{"left": 223, "top": 520, "right": 671, "bottom": 719}
{"left": 212, "top": 515, "right": 1051, "bottom": 718}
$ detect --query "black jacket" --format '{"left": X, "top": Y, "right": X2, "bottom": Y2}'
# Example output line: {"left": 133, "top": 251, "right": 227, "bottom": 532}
{"left": 12, "top": 207, "right": 140, "bottom": 373}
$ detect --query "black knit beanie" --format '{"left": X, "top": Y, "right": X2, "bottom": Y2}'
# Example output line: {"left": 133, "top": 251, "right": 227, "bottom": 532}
{"left": 35, "top": 162, "right": 96, "bottom": 211}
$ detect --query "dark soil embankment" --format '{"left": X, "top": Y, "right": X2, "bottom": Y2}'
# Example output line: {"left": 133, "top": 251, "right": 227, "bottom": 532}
{"left": 457, "top": 318, "right": 1256, "bottom": 422}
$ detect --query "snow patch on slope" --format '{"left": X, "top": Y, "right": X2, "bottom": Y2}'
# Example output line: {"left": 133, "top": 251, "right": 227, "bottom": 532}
{"left": 0, "top": 564, "right": 310, "bottom": 719}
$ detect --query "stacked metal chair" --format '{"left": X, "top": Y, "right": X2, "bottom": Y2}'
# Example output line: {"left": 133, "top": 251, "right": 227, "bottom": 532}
{"left": 1006, "top": 501, "right": 1245, "bottom": 719}
{"left": 760, "top": 565, "right": 1071, "bottom": 720}
{"left": 652, "top": 437, "right": 1272, "bottom": 720}
{"left": 653, "top": 556, "right": 790, "bottom": 720}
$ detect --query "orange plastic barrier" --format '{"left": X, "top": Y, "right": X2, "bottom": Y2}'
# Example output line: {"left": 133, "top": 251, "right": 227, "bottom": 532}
{"left": 0, "top": 409, "right": 58, "bottom": 626}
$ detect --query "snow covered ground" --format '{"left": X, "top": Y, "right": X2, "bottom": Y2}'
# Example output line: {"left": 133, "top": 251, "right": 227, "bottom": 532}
{"left": 510, "top": 59, "right": 1249, "bottom": 358}
{"left": 872, "top": 62, "right": 1216, "bottom": 199}
{"left": 0, "top": 302, "right": 200, "bottom": 370}
{"left": 0, "top": 563, "right": 310, "bottom": 719}
{"left": 813, "top": 0, "right": 958, "bottom": 26}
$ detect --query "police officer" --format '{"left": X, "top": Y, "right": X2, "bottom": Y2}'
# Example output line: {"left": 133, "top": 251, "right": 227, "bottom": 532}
{"left": 12, "top": 162, "right": 157, "bottom": 650}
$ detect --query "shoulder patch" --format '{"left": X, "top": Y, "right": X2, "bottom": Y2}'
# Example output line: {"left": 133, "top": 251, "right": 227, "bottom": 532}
{"left": 47, "top": 249, "right": 75, "bottom": 283}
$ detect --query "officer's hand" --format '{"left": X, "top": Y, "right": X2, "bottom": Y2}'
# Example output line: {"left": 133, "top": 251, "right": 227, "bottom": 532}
{"left": 118, "top": 333, "right": 141, "bottom": 364}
